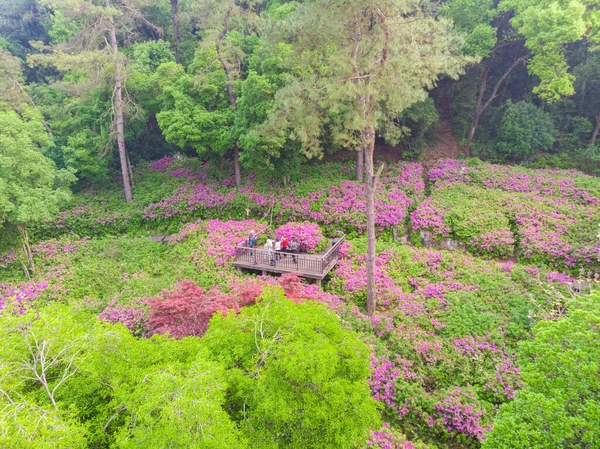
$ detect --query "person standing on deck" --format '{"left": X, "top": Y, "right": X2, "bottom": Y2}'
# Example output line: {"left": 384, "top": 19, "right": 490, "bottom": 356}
{"left": 281, "top": 236, "right": 288, "bottom": 259}
{"left": 249, "top": 230, "right": 257, "bottom": 262}
{"left": 266, "top": 237, "right": 274, "bottom": 265}
{"left": 290, "top": 237, "right": 299, "bottom": 264}
{"left": 274, "top": 237, "right": 281, "bottom": 262}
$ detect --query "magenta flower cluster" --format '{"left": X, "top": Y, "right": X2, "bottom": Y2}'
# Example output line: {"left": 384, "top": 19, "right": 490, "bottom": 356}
{"left": 369, "top": 355, "right": 400, "bottom": 409}
{"left": 469, "top": 229, "right": 515, "bottom": 259}
{"left": 31, "top": 238, "right": 87, "bottom": 262}
{"left": 274, "top": 222, "right": 325, "bottom": 253}
{"left": 433, "top": 387, "right": 491, "bottom": 440}
{"left": 410, "top": 200, "right": 450, "bottom": 237}
{"left": 98, "top": 299, "right": 149, "bottom": 336}
{"left": 148, "top": 155, "right": 175, "bottom": 173}
{"left": 365, "top": 424, "right": 416, "bottom": 449}
{"left": 0, "top": 280, "right": 49, "bottom": 314}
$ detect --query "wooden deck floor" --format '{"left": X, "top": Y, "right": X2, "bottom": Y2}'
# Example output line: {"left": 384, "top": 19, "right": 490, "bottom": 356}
{"left": 233, "top": 236, "right": 345, "bottom": 281}
{"left": 233, "top": 254, "right": 331, "bottom": 279}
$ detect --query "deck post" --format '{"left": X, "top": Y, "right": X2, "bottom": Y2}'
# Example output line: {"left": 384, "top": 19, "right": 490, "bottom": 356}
{"left": 262, "top": 270, "right": 267, "bottom": 276}
{"left": 316, "top": 278, "right": 322, "bottom": 289}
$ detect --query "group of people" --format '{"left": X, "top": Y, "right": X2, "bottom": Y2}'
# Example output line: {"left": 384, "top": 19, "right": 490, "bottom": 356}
{"left": 248, "top": 230, "right": 299, "bottom": 265}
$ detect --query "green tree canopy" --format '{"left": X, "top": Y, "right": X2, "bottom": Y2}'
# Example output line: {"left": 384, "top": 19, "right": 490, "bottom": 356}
{"left": 0, "top": 107, "right": 74, "bottom": 271}
{"left": 0, "top": 303, "right": 248, "bottom": 449}
{"left": 204, "top": 288, "right": 380, "bottom": 449}
{"left": 485, "top": 293, "right": 600, "bottom": 448}
{"left": 496, "top": 100, "right": 556, "bottom": 160}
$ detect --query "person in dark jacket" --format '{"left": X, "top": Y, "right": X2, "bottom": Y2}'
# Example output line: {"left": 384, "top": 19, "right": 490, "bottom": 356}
{"left": 290, "top": 237, "right": 299, "bottom": 263}
{"left": 249, "top": 230, "right": 257, "bottom": 259}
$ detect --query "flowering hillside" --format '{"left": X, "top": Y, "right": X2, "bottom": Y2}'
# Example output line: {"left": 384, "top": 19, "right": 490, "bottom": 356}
{"left": 0, "top": 157, "right": 598, "bottom": 448}
{"left": 413, "top": 160, "right": 600, "bottom": 272}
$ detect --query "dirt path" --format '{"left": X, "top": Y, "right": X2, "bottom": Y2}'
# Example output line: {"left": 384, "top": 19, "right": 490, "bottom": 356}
{"left": 421, "top": 95, "right": 464, "bottom": 172}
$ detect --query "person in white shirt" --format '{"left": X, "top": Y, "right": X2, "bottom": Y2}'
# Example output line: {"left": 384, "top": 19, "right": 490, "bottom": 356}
{"left": 265, "top": 238, "right": 274, "bottom": 263}
{"left": 274, "top": 238, "right": 281, "bottom": 262}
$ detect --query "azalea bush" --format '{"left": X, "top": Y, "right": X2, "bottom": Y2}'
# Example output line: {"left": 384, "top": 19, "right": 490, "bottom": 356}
{"left": 412, "top": 160, "right": 600, "bottom": 271}
{"left": 484, "top": 294, "right": 600, "bottom": 448}
{"left": 274, "top": 222, "right": 327, "bottom": 253}
{"left": 326, "top": 240, "right": 570, "bottom": 447}
{"left": 30, "top": 159, "right": 424, "bottom": 242}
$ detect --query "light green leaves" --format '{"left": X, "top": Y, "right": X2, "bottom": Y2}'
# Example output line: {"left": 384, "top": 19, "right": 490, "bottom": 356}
{"left": 0, "top": 108, "right": 74, "bottom": 227}
{"left": 204, "top": 287, "right": 380, "bottom": 449}
{"left": 485, "top": 294, "right": 600, "bottom": 448}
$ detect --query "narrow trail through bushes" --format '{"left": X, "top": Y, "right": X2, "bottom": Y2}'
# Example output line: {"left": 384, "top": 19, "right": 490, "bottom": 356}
{"left": 422, "top": 94, "right": 464, "bottom": 172}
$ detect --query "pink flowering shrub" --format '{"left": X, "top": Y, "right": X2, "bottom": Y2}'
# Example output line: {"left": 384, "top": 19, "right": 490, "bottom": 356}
{"left": 99, "top": 299, "right": 149, "bottom": 336}
{"left": 148, "top": 155, "right": 175, "bottom": 173}
{"left": 0, "top": 251, "right": 16, "bottom": 268}
{"left": 433, "top": 387, "right": 492, "bottom": 440}
{"left": 0, "top": 280, "right": 49, "bottom": 314}
{"left": 365, "top": 424, "right": 416, "bottom": 449}
{"left": 469, "top": 229, "right": 515, "bottom": 259}
{"left": 424, "top": 160, "right": 600, "bottom": 271}
{"left": 410, "top": 200, "right": 450, "bottom": 237}
{"left": 324, "top": 241, "right": 572, "bottom": 446}
{"left": 274, "top": 222, "right": 326, "bottom": 253}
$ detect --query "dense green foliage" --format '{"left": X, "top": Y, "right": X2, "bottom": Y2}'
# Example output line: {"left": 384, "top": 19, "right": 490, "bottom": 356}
{"left": 485, "top": 293, "right": 600, "bottom": 448}
{"left": 2, "top": 0, "right": 600, "bottom": 447}
{"left": 0, "top": 157, "right": 599, "bottom": 448}
{"left": 0, "top": 290, "right": 377, "bottom": 448}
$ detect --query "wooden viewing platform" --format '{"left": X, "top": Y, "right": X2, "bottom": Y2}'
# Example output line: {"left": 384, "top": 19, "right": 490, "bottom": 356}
{"left": 233, "top": 235, "right": 345, "bottom": 283}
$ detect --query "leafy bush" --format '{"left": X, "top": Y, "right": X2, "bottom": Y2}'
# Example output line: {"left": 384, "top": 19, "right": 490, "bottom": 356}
{"left": 274, "top": 221, "right": 327, "bottom": 253}
{"left": 147, "top": 280, "right": 261, "bottom": 338}
{"left": 204, "top": 287, "right": 380, "bottom": 449}
{"left": 485, "top": 294, "right": 600, "bottom": 448}
{"left": 496, "top": 101, "right": 556, "bottom": 161}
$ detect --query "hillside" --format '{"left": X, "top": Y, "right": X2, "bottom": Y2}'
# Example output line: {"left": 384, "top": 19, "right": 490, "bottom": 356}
{"left": 1, "top": 157, "right": 598, "bottom": 448}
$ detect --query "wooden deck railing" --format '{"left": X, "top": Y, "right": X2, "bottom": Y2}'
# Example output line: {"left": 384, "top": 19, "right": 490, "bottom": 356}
{"left": 233, "top": 234, "right": 345, "bottom": 278}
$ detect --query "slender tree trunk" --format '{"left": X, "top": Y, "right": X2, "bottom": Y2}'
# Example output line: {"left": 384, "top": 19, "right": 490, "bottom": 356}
{"left": 17, "top": 225, "right": 34, "bottom": 274}
{"left": 106, "top": 0, "right": 133, "bottom": 203}
{"left": 216, "top": 1, "right": 241, "bottom": 187}
{"left": 465, "top": 64, "right": 490, "bottom": 156}
{"left": 233, "top": 142, "right": 241, "bottom": 187}
{"left": 362, "top": 125, "right": 378, "bottom": 316}
{"left": 465, "top": 56, "right": 527, "bottom": 156}
{"left": 356, "top": 148, "right": 364, "bottom": 182}
{"left": 591, "top": 114, "right": 600, "bottom": 147}
{"left": 125, "top": 148, "right": 135, "bottom": 188}
{"left": 169, "top": 0, "right": 181, "bottom": 64}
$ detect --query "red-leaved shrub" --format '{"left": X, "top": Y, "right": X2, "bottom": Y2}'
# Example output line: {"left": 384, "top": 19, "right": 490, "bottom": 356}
{"left": 147, "top": 280, "right": 262, "bottom": 338}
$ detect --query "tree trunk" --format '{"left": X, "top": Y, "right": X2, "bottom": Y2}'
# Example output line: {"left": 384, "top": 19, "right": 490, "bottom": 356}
{"left": 17, "top": 224, "right": 34, "bottom": 274}
{"left": 465, "top": 56, "right": 527, "bottom": 157}
{"left": 591, "top": 114, "right": 600, "bottom": 147}
{"left": 216, "top": 1, "right": 241, "bottom": 187}
{"left": 169, "top": 0, "right": 181, "bottom": 64}
{"left": 106, "top": 0, "right": 133, "bottom": 203}
{"left": 125, "top": 147, "right": 134, "bottom": 188}
{"left": 362, "top": 125, "right": 377, "bottom": 316}
{"left": 465, "top": 64, "right": 490, "bottom": 157}
{"left": 356, "top": 148, "right": 364, "bottom": 182}
{"left": 233, "top": 142, "right": 241, "bottom": 187}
